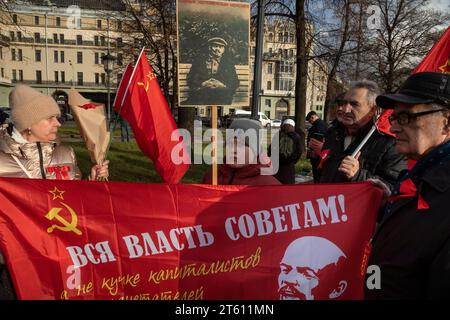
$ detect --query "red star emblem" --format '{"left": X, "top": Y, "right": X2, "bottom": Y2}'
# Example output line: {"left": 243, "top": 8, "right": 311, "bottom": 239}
{"left": 49, "top": 187, "right": 65, "bottom": 200}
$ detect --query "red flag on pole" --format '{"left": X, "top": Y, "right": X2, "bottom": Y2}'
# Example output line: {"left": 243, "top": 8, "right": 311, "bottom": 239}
{"left": 116, "top": 52, "right": 190, "bottom": 184}
{"left": 113, "top": 62, "right": 134, "bottom": 112}
{"left": 413, "top": 26, "right": 450, "bottom": 74}
{"left": 375, "top": 109, "right": 395, "bottom": 137}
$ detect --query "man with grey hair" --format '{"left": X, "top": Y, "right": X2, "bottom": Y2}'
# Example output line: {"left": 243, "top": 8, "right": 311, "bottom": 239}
{"left": 319, "top": 80, "right": 407, "bottom": 189}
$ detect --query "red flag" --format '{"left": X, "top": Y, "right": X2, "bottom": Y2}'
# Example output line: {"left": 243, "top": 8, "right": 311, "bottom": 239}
{"left": 413, "top": 26, "right": 450, "bottom": 74}
{"left": 118, "top": 53, "right": 190, "bottom": 184}
{"left": 375, "top": 109, "right": 395, "bottom": 137}
{"left": 113, "top": 62, "right": 134, "bottom": 112}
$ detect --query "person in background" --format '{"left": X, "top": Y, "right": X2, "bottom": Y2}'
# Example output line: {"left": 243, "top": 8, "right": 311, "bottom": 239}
{"left": 274, "top": 119, "right": 303, "bottom": 184}
{"left": 318, "top": 80, "right": 406, "bottom": 189}
{"left": 203, "top": 118, "right": 280, "bottom": 185}
{"left": 306, "top": 111, "right": 328, "bottom": 183}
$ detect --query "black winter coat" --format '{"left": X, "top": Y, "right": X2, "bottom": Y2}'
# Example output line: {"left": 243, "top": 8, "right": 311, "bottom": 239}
{"left": 366, "top": 159, "right": 450, "bottom": 299}
{"left": 319, "top": 122, "right": 407, "bottom": 190}
{"left": 273, "top": 130, "right": 303, "bottom": 184}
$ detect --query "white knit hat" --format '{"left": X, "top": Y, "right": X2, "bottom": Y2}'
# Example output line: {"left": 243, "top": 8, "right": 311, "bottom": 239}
{"left": 283, "top": 119, "right": 295, "bottom": 127}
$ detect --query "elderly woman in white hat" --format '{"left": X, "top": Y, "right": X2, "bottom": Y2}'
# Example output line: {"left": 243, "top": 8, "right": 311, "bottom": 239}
{"left": 0, "top": 85, "right": 108, "bottom": 180}
{"left": 0, "top": 85, "right": 109, "bottom": 299}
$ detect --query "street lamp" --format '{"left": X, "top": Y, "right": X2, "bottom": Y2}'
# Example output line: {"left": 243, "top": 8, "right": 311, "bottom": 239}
{"left": 101, "top": 52, "right": 116, "bottom": 121}
{"left": 69, "top": 60, "right": 75, "bottom": 87}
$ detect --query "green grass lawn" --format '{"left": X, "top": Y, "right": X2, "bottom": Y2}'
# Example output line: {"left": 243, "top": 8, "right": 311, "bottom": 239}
{"left": 59, "top": 126, "right": 312, "bottom": 184}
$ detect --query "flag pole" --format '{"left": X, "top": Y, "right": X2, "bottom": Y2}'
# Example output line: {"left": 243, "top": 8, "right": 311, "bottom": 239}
{"left": 351, "top": 125, "right": 376, "bottom": 157}
{"left": 103, "top": 47, "right": 146, "bottom": 161}
{"left": 212, "top": 105, "right": 218, "bottom": 185}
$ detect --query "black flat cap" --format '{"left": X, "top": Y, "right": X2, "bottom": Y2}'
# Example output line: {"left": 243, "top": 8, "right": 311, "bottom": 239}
{"left": 376, "top": 72, "right": 450, "bottom": 109}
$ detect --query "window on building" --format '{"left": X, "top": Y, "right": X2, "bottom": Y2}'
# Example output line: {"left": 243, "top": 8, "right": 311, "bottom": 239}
{"left": 101, "top": 73, "right": 106, "bottom": 85}
{"left": 97, "top": 19, "right": 102, "bottom": 29}
{"left": 284, "top": 32, "right": 289, "bottom": 43}
{"left": 35, "top": 16, "right": 39, "bottom": 25}
{"left": 95, "top": 73, "right": 99, "bottom": 85}
{"left": 53, "top": 33, "right": 58, "bottom": 44}
{"left": 18, "top": 49, "right": 22, "bottom": 61}
{"left": 19, "top": 70, "right": 23, "bottom": 82}
{"left": 17, "top": 31, "right": 22, "bottom": 42}
{"left": 56, "top": 17, "right": 61, "bottom": 27}
{"left": 265, "top": 99, "right": 271, "bottom": 107}
{"left": 265, "top": 111, "right": 271, "bottom": 118}
{"left": 35, "top": 49, "right": 41, "bottom": 62}
{"left": 117, "top": 53, "right": 123, "bottom": 66}
{"left": 267, "top": 81, "right": 272, "bottom": 90}
{"left": 36, "top": 70, "right": 42, "bottom": 84}
{"left": 76, "top": 35, "right": 82, "bottom": 45}
{"left": 61, "top": 71, "right": 65, "bottom": 83}
{"left": 12, "top": 70, "right": 17, "bottom": 82}
{"left": 268, "top": 33, "right": 273, "bottom": 42}
{"left": 34, "top": 32, "right": 40, "bottom": 43}
{"left": 11, "top": 49, "right": 16, "bottom": 61}
{"left": 278, "top": 32, "right": 283, "bottom": 42}
{"left": 117, "top": 20, "right": 122, "bottom": 31}
{"left": 9, "top": 31, "right": 15, "bottom": 41}
{"left": 60, "top": 51, "right": 65, "bottom": 63}
{"left": 117, "top": 37, "right": 122, "bottom": 48}
{"left": 290, "top": 33, "right": 295, "bottom": 43}
{"left": 277, "top": 78, "right": 293, "bottom": 91}
{"left": 12, "top": 14, "right": 17, "bottom": 23}
{"left": 77, "top": 51, "right": 83, "bottom": 64}
{"left": 278, "top": 48, "right": 282, "bottom": 56}
{"left": 54, "top": 50, "right": 58, "bottom": 63}
{"left": 77, "top": 18, "right": 82, "bottom": 29}
{"left": 54, "top": 71, "right": 59, "bottom": 83}
{"left": 94, "top": 36, "right": 99, "bottom": 46}
{"left": 59, "top": 34, "right": 64, "bottom": 43}
{"left": 1, "top": 68, "right": 4, "bottom": 78}
{"left": 95, "top": 52, "right": 99, "bottom": 65}
{"left": 289, "top": 49, "right": 294, "bottom": 57}
{"left": 268, "top": 63, "right": 273, "bottom": 74}
{"left": 100, "top": 36, "right": 106, "bottom": 46}
{"left": 0, "top": 47, "right": 2, "bottom": 60}
{"left": 77, "top": 72, "right": 83, "bottom": 85}
{"left": 269, "top": 48, "right": 273, "bottom": 55}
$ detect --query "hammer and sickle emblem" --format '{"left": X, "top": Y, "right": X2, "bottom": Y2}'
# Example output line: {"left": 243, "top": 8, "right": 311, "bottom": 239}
{"left": 137, "top": 71, "right": 156, "bottom": 92}
{"left": 45, "top": 202, "right": 82, "bottom": 235}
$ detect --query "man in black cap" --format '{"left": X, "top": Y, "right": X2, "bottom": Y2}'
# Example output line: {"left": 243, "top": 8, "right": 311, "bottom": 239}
{"left": 306, "top": 111, "right": 328, "bottom": 182}
{"left": 366, "top": 72, "right": 450, "bottom": 299}
{"left": 185, "top": 37, "right": 239, "bottom": 105}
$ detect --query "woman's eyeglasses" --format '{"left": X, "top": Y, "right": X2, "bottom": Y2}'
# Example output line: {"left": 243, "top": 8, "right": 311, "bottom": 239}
{"left": 388, "top": 109, "right": 447, "bottom": 125}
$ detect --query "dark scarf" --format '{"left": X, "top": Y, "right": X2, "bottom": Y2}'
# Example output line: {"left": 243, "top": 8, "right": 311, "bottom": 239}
{"left": 384, "top": 139, "right": 450, "bottom": 218}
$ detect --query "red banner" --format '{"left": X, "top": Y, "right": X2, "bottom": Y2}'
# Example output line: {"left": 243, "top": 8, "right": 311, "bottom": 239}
{"left": 0, "top": 178, "right": 381, "bottom": 300}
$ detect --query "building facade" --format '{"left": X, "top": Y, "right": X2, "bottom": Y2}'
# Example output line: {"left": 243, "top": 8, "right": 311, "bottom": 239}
{"left": 0, "top": 0, "right": 130, "bottom": 116}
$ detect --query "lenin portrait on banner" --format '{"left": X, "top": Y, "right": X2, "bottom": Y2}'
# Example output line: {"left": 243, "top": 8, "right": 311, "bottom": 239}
{"left": 177, "top": 0, "right": 250, "bottom": 107}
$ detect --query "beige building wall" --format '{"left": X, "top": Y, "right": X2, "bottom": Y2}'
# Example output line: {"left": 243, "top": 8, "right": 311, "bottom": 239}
{"left": 0, "top": 5, "right": 134, "bottom": 107}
